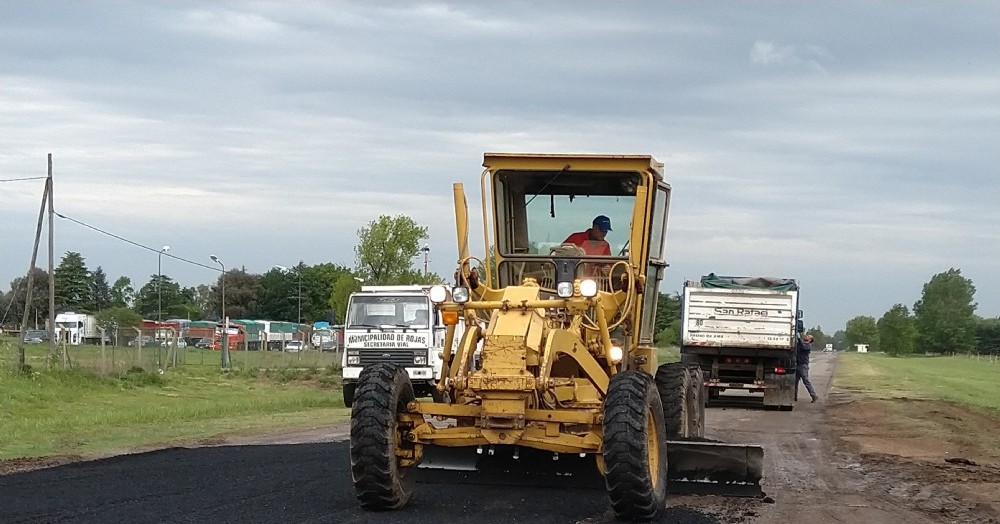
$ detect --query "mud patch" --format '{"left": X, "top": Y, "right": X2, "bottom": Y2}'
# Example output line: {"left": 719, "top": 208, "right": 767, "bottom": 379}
{"left": 828, "top": 395, "right": 1000, "bottom": 523}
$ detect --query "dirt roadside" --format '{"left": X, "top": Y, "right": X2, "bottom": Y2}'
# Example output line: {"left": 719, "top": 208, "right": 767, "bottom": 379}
{"left": 675, "top": 351, "right": 1000, "bottom": 524}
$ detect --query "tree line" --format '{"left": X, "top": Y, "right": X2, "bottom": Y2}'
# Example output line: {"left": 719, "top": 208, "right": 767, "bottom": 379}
{"left": 805, "top": 268, "right": 998, "bottom": 356}
{"left": 0, "top": 215, "right": 442, "bottom": 329}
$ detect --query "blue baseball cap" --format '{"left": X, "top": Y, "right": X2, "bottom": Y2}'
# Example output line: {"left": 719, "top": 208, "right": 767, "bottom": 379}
{"left": 593, "top": 215, "right": 612, "bottom": 232}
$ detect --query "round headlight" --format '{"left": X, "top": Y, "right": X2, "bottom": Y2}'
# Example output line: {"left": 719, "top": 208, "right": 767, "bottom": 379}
{"left": 452, "top": 286, "right": 470, "bottom": 303}
{"left": 556, "top": 281, "right": 574, "bottom": 298}
{"left": 579, "top": 279, "right": 598, "bottom": 297}
{"left": 429, "top": 285, "right": 449, "bottom": 304}
{"left": 610, "top": 345, "right": 624, "bottom": 363}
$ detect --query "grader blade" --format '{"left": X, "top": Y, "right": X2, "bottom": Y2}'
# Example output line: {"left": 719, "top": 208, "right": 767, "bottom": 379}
{"left": 665, "top": 440, "right": 764, "bottom": 497}
{"left": 417, "top": 442, "right": 765, "bottom": 497}
{"left": 417, "top": 445, "right": 604, "bottom": 489}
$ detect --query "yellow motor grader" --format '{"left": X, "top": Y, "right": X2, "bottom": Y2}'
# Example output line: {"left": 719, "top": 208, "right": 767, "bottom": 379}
{"left": 349, "top": 153, "right": 763, "bottom": 520}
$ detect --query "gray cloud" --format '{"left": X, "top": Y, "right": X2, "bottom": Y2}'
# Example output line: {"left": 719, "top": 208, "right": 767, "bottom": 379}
{"left": 1, "top": 0, "right": 998, "bottom": 331}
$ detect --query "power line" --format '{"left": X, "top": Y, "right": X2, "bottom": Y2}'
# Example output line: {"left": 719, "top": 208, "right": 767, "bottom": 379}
{"left": 53, "top": 211, "right": 222, "bottom": 272}
{"left": 0, "top": 176, "right": 47, "bottom": 182}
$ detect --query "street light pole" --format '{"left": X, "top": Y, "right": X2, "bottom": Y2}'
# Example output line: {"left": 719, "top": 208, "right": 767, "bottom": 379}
{"left": 158, "top": 246, "right": 170, "bottom": 331}
{"left": 210, "top": 255, "right": 230, "bottom": 369}
{"left": 420, "top": 243, "right": 430, "bottom": 277}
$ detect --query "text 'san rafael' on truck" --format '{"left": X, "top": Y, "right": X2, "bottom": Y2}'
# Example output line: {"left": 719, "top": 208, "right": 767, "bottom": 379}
{"left": 341, "top": 285, "right": 461, "bottom": 406}
{"left": 680, "top": 274, "right": 804, "bottom": 410}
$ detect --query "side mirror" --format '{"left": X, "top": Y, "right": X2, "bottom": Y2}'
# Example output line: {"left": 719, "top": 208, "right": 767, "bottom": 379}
{"left": 797, "top": 309, "right": 804, "bottom": 319}
{"left": 796, "top": 320, "right": 805, "bottom": 333}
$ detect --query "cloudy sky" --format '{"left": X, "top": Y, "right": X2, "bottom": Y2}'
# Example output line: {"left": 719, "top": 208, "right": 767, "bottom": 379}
{"left": 1, "top": 1, "right": 997, "bottom": 332}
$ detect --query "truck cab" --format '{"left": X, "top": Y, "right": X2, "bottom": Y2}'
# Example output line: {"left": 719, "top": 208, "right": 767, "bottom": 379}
{"left": 340, "top": 285, "right": 463, "bottom": 406}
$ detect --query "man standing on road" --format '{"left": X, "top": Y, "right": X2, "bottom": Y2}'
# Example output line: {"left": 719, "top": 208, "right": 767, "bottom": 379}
{"left": 796, "top": 334, "right": 819, "bottom": 403}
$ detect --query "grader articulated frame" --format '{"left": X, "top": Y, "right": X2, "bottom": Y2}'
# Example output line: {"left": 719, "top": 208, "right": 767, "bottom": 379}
{"left": 349, "top": 154, "right": 764, "bottom": 520}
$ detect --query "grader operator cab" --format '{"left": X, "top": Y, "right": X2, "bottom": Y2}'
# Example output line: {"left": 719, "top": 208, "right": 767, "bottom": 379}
{"left": 349, "top": 153, "right": 763, "bottom": 520}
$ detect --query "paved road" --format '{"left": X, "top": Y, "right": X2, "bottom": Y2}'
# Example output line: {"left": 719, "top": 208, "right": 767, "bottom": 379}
{"left": 4, "top": 351, "right": 981, "bottom": 523}
{"left": 2, "top": 439, "right": 722, "bottom": 523}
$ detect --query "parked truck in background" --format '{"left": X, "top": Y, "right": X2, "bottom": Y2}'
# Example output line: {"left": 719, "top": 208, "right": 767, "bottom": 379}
{"left": 341, "top": 285, "right": 461, "bottom": 406}
{"left": 53, "top": 312, "right": 104, "bottom": 345}
{"left": 680, "top": 274, "right": 803, "bottom": 410}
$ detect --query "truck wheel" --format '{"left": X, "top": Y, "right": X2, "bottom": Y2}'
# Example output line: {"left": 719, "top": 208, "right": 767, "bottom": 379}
{"left": 350, "top": 363, "right": 416, "bottom": 510}
{"left": 342, "top": 383, "right": 356, "bottom": 407}
{"left": 654, "top": 363, "right": 690, "bottom": 440}
{"left": 686, "top": 366, "right": 706, "bottom": 438}
{"left": 603, "top": 370, "right": 668, "bottom": 521}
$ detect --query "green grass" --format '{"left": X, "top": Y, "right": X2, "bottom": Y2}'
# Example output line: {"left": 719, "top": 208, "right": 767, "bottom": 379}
{"left": 0, "top": 338, "right": 350, "bottom": 460}
{"left": 834, "top": 352, "right": 1000, "bottom": 413}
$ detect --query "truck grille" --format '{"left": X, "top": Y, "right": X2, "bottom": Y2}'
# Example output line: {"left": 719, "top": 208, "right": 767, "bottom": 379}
{"left": 358, "top": 349, "right": 415, "bottom": 366}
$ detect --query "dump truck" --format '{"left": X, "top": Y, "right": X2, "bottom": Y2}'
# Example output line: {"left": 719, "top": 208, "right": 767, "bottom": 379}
{"left": 348, "top": 154, "right": 764, "bottom": 520}
{"left": 680, "top": 274, "right": 803, "bottom": 410}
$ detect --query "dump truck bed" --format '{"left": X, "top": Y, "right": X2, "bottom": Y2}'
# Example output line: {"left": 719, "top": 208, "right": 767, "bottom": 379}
{"left": 682, "top": 285, "right": 798, "bottom": 351}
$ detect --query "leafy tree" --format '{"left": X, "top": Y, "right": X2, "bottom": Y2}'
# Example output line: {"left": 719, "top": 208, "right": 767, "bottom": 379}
{"left": 95, "top": 307, "right": 143, "bottom": 345}
{"left": 976, "top": 317, "right": 1000, "bottom": 355}
{"left": 303, "top": 263, "right": 353, "bottom": 323}
{"left": 653, "top": 291, "right": 681, "bottom": 346}
{"left": 54, "top": 251, "right": 93, "bottom": 311}
{"left": 877, "top": 304, "right": 917, "bottom": 356}
{"left": 913, "top": 268, "right": 978, "bottom": 354}
{"left": 110, "top": 276, "right": 135, "bottom": 309}
{"left": 844, "top": 315, "right": 880, "bottom": 353}
{"left": 134, "top": 275, "right": 184, "bottom": 320}
{"left": 91, "top": 267, "right": 112, "bottom": 310}
{"left": 831, "top": 329, "right": 848, "bottom": 352}
{"left": 8, "top": 267, "right": 50, "bottom": 328}
{"left": 207, "top": 269, "right": 262, "bottom": 320}
{"left": 330, "top": 274, "right": 365, "bottom": 324}
{"left": 355, "top": 215, "right": 429, "bottom": 285}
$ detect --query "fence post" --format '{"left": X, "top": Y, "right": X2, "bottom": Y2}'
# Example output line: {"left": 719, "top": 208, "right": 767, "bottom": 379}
{"left": 133, "top": 327, "right": 143, "bottom": 369}
{"left": 99, "top": 327, "right": 107, "bottom": 375}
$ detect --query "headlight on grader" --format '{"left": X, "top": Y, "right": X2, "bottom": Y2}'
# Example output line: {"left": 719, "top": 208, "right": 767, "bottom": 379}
{"left": 580, "top": 279, "right": 599, "bottom": 297}
{"left": 609, "top": 345, "right": 624, "bottom": 363}
{"left": 452, "top": 286, "right": 470, "bottom": 303}
{"left": 556, "top": 281, "right": 574, "bottom": 298}
{"left": 429, "top": 285, "right": 449, "bottom": 304}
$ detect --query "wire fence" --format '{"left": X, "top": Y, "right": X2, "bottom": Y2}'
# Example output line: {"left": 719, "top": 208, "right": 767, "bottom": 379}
{"left": 1, "top": 329, "right": 343, "bottom": 375}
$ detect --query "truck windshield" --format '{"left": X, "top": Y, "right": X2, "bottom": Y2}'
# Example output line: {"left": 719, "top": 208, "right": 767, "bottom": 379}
{"left": 347, "top": 296, "right": 432, "bottom": 328}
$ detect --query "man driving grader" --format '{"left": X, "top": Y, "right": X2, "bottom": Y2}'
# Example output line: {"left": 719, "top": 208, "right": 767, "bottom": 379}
{"left": 349, "top": 153, "right": 763, "bottom": 521}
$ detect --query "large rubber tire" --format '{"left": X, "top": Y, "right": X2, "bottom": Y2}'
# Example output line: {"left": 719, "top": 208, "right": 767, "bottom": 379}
{"left": 343, "top": 383, "right": 356, "bottom": 408}
{"left": 603, "top": 371, "right": 668, "bottom": 521}
{"left": 350, "top": 363, "right": 416, "bottom": 510}
{"left": 686, "top": 366, "right": 706, "bottom": 438}
{"left": 655, "top": 363, "right": 690, "bottom": 440}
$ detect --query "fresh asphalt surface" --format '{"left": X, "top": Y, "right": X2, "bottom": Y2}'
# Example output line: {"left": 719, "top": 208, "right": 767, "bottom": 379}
{"left": 1, "top": 442, "right": 723, "bottom": 524}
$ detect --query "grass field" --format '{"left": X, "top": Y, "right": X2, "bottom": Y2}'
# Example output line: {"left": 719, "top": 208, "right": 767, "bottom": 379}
{"left": 0, "top": 335, "right": 683, "bottom": 460}
{"left": 0, "top": 338, "right": 350, "bottom": 460}
{"left": 834, "top": 351, "right": 1000, "bottom": 413}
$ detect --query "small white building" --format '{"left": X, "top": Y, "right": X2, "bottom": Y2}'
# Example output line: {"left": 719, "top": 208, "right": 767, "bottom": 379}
{"left": 855, "top": 343, "right": 869, "bottom": 353}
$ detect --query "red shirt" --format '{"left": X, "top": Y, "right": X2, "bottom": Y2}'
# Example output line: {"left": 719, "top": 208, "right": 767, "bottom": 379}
{"left": 563, "top": 229, "right": 611, "bottom": 256}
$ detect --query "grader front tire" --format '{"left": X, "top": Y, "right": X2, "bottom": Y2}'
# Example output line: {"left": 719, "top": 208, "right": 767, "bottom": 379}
{"left": 349, "top": 363, "right": 416, "bottom": 510}
{"left": 603, "top": 371, "right": 668, "bottom": 521}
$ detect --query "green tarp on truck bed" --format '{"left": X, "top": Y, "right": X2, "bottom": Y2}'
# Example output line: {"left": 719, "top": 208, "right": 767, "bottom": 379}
{"left": 700, "top": 273, "right": 799, "bottom": 292}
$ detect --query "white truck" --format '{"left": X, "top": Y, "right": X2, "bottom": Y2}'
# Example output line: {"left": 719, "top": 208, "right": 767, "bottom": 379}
{"left": 53, "top": 312, "right": 104, "bottom": 345}
{"left": 679, "top": 275, "right": 804, "bottom": 410}
{"left": 341, "top": 285, "right": 463, "bottom": 407}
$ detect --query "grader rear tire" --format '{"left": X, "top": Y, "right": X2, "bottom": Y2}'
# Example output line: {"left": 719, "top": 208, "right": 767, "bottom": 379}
{"left": 350, "top": 363, "right": 416, "bottom": 510}
{"left": 655, "top": 363, "right": 689, "bottom": 440}
{"left": 603, "top": 371, "right": 668, "bottom": 521}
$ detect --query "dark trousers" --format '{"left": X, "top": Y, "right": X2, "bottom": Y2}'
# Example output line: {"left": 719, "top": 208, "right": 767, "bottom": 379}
{"left": 795, "top": 363, "right": 817, "bottom": 400}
